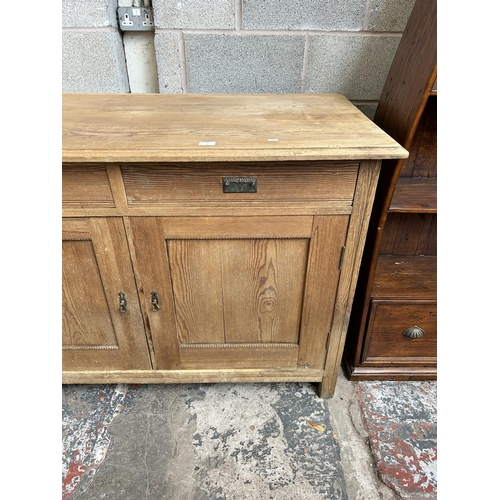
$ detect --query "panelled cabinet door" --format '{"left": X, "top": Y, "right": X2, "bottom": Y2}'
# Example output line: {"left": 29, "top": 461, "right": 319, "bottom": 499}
{"left": 62, "top": 218, "right": 151, "bottom": 371}
{"left": 128, "top": 216, "right": 349, "bottom": 371}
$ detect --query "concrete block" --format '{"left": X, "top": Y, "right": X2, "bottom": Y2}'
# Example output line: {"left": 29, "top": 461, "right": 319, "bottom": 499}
{"left": 155, "top": 32, "right": 184, "bottom": 93}
{"left": 62, "top": 32, "right": 130, "bottom": 92}
{"left": 185, "top": 34, "right": 305, "bottom": 94}
{"left": 305, "top": 35, "right": 401, "bottom": 100}
{"left": 153, "top": 0, "right": 234, "bottom": 29}
{"left": 242, "top": 0, "right": 366, "bottom": 31}
{"left": 62, "top": 0, "right": 118, "bottom": 28}
{"left": 369, "top": 0, "right": 416, "bottom": 31}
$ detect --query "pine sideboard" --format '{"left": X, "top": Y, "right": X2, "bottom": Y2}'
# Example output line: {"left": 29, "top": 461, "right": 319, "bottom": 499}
{"left": 62, "top": 93, "right": 407, "bottom": 397}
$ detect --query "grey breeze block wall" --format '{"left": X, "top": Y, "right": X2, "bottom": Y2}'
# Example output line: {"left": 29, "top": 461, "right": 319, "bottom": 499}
{"left": 62, "top": 0, "right": 416, "bottom": 118}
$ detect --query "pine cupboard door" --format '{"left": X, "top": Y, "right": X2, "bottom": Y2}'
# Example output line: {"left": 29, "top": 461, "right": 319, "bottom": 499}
{"left": 62, "top": 218, "right": 151, "bottom": 371}
{"left": 128, "top": 216, "right": 349, "bottom": 372}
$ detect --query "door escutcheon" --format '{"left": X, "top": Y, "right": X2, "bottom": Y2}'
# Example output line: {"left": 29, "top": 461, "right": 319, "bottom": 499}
{"left": 118, "top": 291, "right": 127, "bottom": 313}
{"left": 151, "top": 290, "right": 160, "bottom": 312}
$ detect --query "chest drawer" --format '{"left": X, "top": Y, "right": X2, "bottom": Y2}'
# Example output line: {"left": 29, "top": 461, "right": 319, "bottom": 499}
{"left": 363, "top": 300, "right": 437, "bottom": 363}
{"left": 62, "top": 165, "right": 115, "bottom": 209}
{"left": 121, "top": 162, "right": 359, "bottom": 211}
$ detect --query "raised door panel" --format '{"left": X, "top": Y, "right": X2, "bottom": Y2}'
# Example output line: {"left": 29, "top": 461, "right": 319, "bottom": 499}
{"left": 62, "top": 218, "right": 151, "bottom": 371}
{"left": 128, "top": 215, "right": 348, "bottom": 371}
{"left": 63, "top": 238, "right": 116, "bottom": 347}
{"left": 167, "top": 238, "right": 308, "bottom": 345}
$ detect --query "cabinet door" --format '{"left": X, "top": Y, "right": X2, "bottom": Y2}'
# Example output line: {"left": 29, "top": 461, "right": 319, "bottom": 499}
{"left": 128, "top": 216, "right": 348, "bottom": 371}
{"left": 62, "top": 218, "right": 151, "bottom": 371}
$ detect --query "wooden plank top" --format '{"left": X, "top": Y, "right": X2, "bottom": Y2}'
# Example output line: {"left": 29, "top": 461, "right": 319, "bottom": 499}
{"left": 62, "top": 93, "right": 408, "bottom": 163}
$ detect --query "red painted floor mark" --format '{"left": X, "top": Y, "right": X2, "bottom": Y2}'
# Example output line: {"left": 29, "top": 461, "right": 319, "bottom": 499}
{"left": 62, "top": 384, "right": 141, "bottom": 499}
{"left": 62, "top": 450, "right": 85, "bottom": 500}
{"left": 355, "top": 381, "right": 437, "bottom": 496}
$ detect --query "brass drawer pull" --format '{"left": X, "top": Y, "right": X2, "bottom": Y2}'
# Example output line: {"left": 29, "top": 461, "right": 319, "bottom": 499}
{"left": 118, "top": 292, "right": 127, "bottom": 313}
{"left": 151, "top": 290, "right": 160, "bottom": 312}
{"left": 222, "top": 177, "right": 257, "bottom": 193}
{"left": 402, "top": 326, "right": 425, "bottom": 339}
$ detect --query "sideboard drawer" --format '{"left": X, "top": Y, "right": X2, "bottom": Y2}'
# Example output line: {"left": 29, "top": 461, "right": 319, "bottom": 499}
{"left": 121, "top": 162, "right": 359, "bottom": 210}
{"left": 62, "top": 165, "right": 115, "bottom": 209}
{"left": 363, "top": 300, "right": 437, "bottom": 362}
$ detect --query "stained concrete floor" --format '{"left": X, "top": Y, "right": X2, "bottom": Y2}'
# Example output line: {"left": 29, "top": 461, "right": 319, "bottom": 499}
{"left": 62, "top": 368, "right": 437, "bottom": 500}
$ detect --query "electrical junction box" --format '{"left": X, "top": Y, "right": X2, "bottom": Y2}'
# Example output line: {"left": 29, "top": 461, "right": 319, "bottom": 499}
{"left": 117, "top": 6, "right": 154, "bottom": 31}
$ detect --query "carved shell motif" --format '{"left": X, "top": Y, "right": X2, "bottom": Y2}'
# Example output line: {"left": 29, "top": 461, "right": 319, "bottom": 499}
{"left": 402, "top": 326, "right": 425, "bottom": 339}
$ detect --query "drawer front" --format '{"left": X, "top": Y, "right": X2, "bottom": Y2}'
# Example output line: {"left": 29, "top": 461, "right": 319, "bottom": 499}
{"left": 121, "top": 162, "right": 359, "bottom": 209}
{"left": 63, "top": 165, "right": 114, "bottom": 208}
{"left": 363, "top": 300, "right": 436, "bottom": 362}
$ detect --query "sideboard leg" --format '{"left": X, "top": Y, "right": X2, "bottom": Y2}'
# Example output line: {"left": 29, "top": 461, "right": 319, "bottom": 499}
{"left": 318, "top": 371, "right": 338, "bottom": 399}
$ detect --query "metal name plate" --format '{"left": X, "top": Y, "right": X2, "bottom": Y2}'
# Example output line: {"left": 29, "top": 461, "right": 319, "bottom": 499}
{"left": 222, "top": 177, "right": 258, "bottom": 193}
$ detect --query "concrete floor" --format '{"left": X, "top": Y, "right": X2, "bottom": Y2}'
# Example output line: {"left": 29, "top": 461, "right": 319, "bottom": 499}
{"left": 62, "top": 368, "right": 436, "bottom": 500}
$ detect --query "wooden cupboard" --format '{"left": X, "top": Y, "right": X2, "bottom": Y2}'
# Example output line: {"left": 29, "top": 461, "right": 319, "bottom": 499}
{"left": 62, "top": 93, "right": 407, "bottom": 397}
{"left": 343, "top": 0, "right": 437, "bottom": 379}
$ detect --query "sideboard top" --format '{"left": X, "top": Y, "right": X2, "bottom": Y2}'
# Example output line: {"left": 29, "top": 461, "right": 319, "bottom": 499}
{"left": 62, "top": 93, "right": 408, "bottom": 163}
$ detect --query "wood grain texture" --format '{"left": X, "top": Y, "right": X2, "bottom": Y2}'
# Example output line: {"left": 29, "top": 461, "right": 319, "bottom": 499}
{"left": 62, "top": 218, "right": 92, "bottom": 240}
{"left": 372, "top": 256, "right": 437, "bottom": 300}
{"left": 363, "top": 300, "right": 436, "bottom": 362}
{"left": 62, "top": 163, "right": 357, "bottom": 217}
{"left": 122, "top": 204, "right": 352, "bottom": 217}
{"left": 62, "top": 207, "right": 123, "bottom": 218}
{"left": 379, "top": 213, "right": 437, "bottom": 256}
{"left": 221, "top": 239, "right": 308, "bottom": 344}
{"left": 106, "top": 164, "right": 130, "bottom": 212}
{"left": 389, "top": 178, "right": 437, "bottom": 213}
{"left": 121, "top": 163, "right": 359, "bottom": 206}
{"left": 62, "top": 165, "right": 115, "bottom": 209}
{"left": 399, "top": 95, "right": 437, "bottom": 180}
{"left": 160, "top": 216, "right": 313, "bottom": 239}
{"left": 168, "top": 239, "right": 226, "bottom": 344}
{"left": 297, "top": 215, "right": 350, "bottom": 369}
{"left": 319, "top": 160, "right": 381, "bottom": 397}
{"left": 62, "top": 93, "right": 408, "bottom": 162}
{"left": 234, "top": 239, "right": 284, "bottom": 344}
{"left": 62, "top": 367, "right": 324, "bottom": 384}
{"left": 125, "top": 217, "right": 182, "bottom": 370}
{"left": 178, "top": 345, "right": 299, "bottom": 369}
{"left": 167, "top": 238, "right": 309, "bottom": 345}
{"left": 62, "top": 239, "right": 117, "bottom": 348}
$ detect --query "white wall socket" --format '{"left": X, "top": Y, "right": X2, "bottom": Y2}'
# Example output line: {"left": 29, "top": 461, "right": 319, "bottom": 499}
{"left": 117, "top": 6, "right": 154, "bottom": 31}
